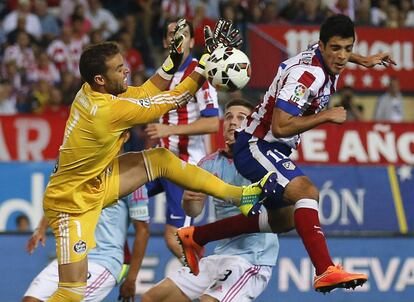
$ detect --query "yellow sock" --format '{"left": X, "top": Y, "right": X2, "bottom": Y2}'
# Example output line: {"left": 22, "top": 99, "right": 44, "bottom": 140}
{"left": 46, "top": 282, "right": 86, "bottom": 302}
{"left": 143, "top": 148, "right": 242, "bottom": 204}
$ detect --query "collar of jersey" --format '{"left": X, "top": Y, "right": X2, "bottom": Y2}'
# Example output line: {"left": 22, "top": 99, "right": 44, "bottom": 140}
{"left": 314, "top": 48, "right": 328, "bottom": 71}
{"left": 178, "top": 54, "right": 193, "bottom": 72}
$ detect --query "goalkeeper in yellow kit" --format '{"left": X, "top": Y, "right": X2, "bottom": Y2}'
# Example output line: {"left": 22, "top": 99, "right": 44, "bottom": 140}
{"left": 42, "top": 20, "right": 276, "bottom": 301}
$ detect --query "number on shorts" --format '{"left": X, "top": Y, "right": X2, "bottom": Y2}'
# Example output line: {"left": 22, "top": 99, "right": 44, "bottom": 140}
{"left": 219, "top": 270, "right": 232, "bottom": 281}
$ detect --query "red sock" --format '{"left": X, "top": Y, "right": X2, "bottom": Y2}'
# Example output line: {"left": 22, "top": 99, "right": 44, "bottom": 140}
{"left": 294, "top": 205, "right": 334, "bottom": 275}
{"left": 193, "top": 214, "right": 260, "bottom": 246}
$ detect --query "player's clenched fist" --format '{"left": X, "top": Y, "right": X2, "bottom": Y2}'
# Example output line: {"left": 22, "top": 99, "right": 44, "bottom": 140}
{"left": 324, "top": 106, "right": 347, "bottom": 124}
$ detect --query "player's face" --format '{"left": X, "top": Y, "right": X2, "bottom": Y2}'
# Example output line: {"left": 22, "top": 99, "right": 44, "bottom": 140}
{"left": 103, "top": 53, "right": 130, "bottom": 95}
{"left": 164, "top": 22, "right": 194, "bottom": 59}
{"left": 223, "top": 105, "right": 251, "bottom": 145}
{"left": 319, "top": 36, "right": 354, "bottom": 75}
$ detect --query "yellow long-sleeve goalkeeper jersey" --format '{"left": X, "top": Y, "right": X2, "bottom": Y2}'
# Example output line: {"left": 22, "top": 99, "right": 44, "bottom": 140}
{"left": 44, "top": 76, "right": 199, "bottom": 213}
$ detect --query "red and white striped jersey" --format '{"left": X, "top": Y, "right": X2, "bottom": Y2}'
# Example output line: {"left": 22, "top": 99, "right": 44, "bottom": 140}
{"left": 160, "top": 55, "right": 219, "bottom": 165}
{"left": 47, "top": 37, "right": 88, "bottom": 78}
{"left": 244, "top": 46, "right": 339, "bottom": 149}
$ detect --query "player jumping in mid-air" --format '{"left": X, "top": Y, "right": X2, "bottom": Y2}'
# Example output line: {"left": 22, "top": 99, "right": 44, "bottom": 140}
{"left": 41, "top": 19, "right": 274, "bottom": 301}
{"left": 177, "top": 14, "right": 396, "bottom": 294}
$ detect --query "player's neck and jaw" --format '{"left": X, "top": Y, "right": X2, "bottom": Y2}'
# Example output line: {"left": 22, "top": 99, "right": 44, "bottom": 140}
{"left": 318, "top": 36, "right": 354, "bottom": 75}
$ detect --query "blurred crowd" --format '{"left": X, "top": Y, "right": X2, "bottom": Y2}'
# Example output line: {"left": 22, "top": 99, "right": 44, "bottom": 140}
{"left": 0, "top": 0, "right": 411, "bottom": 120}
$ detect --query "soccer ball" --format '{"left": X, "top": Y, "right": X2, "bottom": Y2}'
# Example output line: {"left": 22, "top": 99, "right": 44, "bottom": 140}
{"left": 205, "top": 46, "right": 251, "bottom": 92}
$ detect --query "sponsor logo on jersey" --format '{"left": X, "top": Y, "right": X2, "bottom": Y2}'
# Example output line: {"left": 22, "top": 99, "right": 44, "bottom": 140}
{"left": 73, "top": 240, "right": 87, "bottom": 254}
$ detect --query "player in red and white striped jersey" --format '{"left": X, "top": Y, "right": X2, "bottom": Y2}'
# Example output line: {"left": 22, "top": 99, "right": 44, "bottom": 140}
{"left": 145, "top": 19, "right": 219, "bottom": 259}
{"left": 177, "top": 14, "right": 396, "bottom": 294}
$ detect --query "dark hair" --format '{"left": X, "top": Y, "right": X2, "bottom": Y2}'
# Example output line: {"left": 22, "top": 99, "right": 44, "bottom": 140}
{"left": 79, "top": 42, "right": 120, "bottom": 85}
{"left": 225, "top": 99, "right": 255, "bottom": 112}
{"left": 16, "top": 214, "right": 29, "bottom": 225}
{"left": 163, "top": 19, "right": 194, "bottom": 39}
{"left": 319, "top": 14, "right": 355, "bottom": 45}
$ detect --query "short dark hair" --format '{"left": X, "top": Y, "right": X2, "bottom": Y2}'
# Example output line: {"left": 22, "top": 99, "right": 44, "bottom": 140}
{"left": 16, "top": 214, "right": 29, "bottom": 225}
{"left": 319, "top": 14, "right": 355, "bottom": 45}
{"left": 79, "top": 42, "right": 120, "bottom": 85}
{"left": 225, "top": 99, "right": 255, "bottom": 112}
{"left": 163, "top": 19, "right": 194, "bottom": 39}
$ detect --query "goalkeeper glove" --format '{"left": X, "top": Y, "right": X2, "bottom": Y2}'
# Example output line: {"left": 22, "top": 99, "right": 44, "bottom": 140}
{"left": 159, "top": 19, "right": 187, "bottom": 80}
{"left": 204, "top": 18, "right": 243, "bottom": 54}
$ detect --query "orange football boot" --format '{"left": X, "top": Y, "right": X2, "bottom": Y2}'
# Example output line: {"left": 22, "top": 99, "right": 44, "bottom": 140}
{"left": 176, "top": 226, "right": 205, "bottom": 275}
{"left": 314, "top": 264, "right": 368, "bottom": 293}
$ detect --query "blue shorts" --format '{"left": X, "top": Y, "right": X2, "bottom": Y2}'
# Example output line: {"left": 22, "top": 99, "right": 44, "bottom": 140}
{"left": 233, "top": 131, "right": 305, "bottom": 207}
{"left": 146, "top": 178, "right": 194, "bottom": 228}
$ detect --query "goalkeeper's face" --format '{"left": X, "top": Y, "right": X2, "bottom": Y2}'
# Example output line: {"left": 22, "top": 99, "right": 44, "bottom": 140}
{"left": 102, "top": 53, "right": 130, "bottom": 95}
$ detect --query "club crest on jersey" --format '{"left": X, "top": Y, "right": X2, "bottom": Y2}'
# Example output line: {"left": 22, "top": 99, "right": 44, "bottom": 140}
{"left": 282, "top": 161, "right": 296, "bottom": 170}
{"left": 73, "top": 240, "right": 87, "bottom": 254}
{"left": 320, "top": 95, "right": 330, "bottom": 108}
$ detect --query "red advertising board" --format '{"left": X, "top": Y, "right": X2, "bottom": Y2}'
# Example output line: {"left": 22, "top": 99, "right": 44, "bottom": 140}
{"left": 248, "top": 25, "right": 414, "bottom": 92}
{"left": 1, "top": 115, "right": 413, "bottom": 165}
{"left": 0, "top": 115, "right": 65, "bottom": 161}
{"left": 212, "top": 121, "right": 414, "bottom": 165}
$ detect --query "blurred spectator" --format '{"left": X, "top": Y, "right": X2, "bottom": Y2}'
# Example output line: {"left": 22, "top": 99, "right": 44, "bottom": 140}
{"left": 16, "top": 214, "right": 30, "bottom": 232}
{"left": 337, "top": 86, "right": 363, "bottom": 121}
{"left": 294, "top": 0, "right": 325, "bottom": 25}
{"left": 2, "top": 60, "right": 23, "bottom": 92}
{"left": 16, "top": 92, "right": 32, "bottom": 113}
{"left": 190, "top": 0, "right": 220, "bottom": 19}
{"left": 35, "top": 0, "right": 61, "bottom": 45}
{"left": 71, "top": 15, "right": 91, "bottom": 44}
{"left": 59, "top": 0, "right": 89, "bottom": 24}
{"left": 60, "top": 72, "right": 80, "bottom": 106}
{"left": 89, "top": 28, "right": 104, "bottom": 44}
{"left": 30, "top": 79, "right": 51, "bottom": 113}
{"left": 160, "top": 0, "right": 193, "bottom": 26}
{"left": 32, "top": 52, "right": 61, "bottom": 85}
{"left": 7, "top": 14, "right": 36, "bottom": 45}
{"left": 247, "top": 0, "right": 263, "bottom": 23}
{"left": 3, "top": 31, "right": 36, "bottom": 83}
{"left": 0, "top": 80, "right": 17, "bottom": 115}
{"left": 86, "top": 0, "right": 119, "bottom": 39}
{"left": 385, "top": 4, "right": 400, "bottom": 28}
{"left": 371, "top": 0, "right": 388, "bottom": 26}
{"left": 403, "top": 0, "right": 414, "bottom": 26}
{"left": 118, "top": 31, "right": 145, "bottom": 74}
{"left": 66, "top": 3, "right": 92, "bottom": 37}
{"left": 3, "top": 0, "right": 42, "bottom": 40}
{"left": 260, "top": 1, "right": 284, "bottom": 24}
{"left": 117, "top": 13, "right": 155, "bottom": 74}
{"left": 355, "top": 0, "right": 372, "bottom": 25}
{"left": 279, "top": 0, "right": 304, "bottom": 22}
{"left": 327, "top": 0, "right": 356, "bottom": 20}
{"left": 191, "top": 4, "right": 215, "bottom": 57}
{"left": 42, "top": 87, "right": 69, "bottom": 119}
{"left": 374, "top": 77, "right": 404, "bottom": 122}
{"left": 47, "top": 25, "right": 85, "bottom": 78}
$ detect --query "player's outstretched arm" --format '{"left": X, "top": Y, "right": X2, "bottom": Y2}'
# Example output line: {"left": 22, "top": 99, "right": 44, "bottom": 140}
{"left": 26, "top": 216, "right": 48, "bottom": 255}
{"left": 182, "top": 190, "right": 207, "bottom": 217}
{"left": 349, "top": 52, "right": 396, "bottom": 68}
{"left": 119, "top": 220, "right": 150, "bottom": 301}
